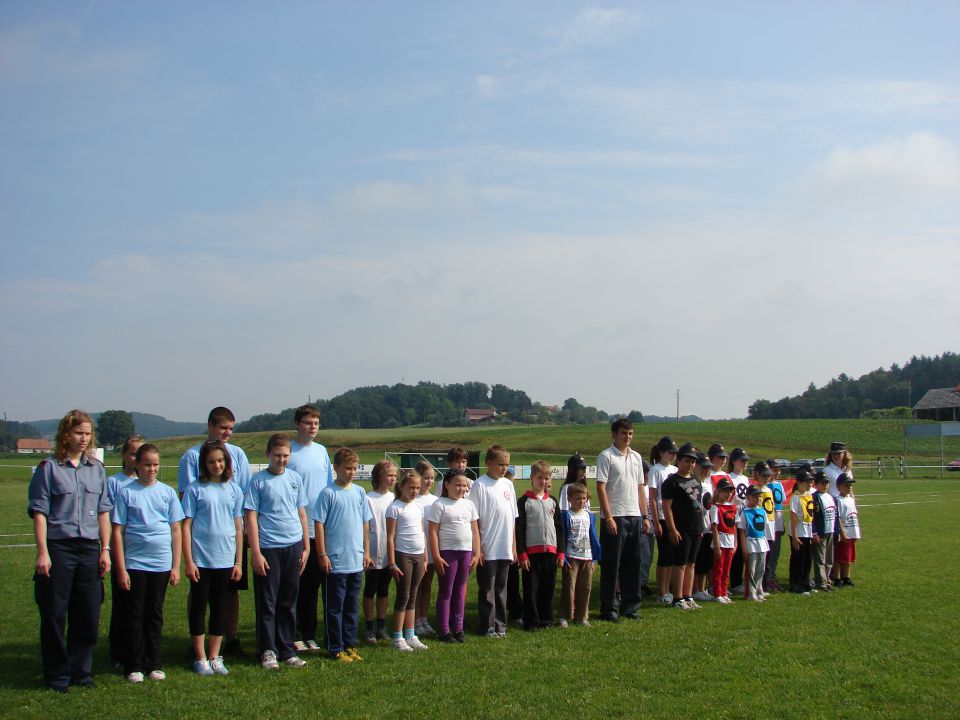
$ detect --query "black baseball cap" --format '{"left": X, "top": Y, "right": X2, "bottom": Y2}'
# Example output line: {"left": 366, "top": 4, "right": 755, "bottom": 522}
{"left": 708, "top": 443, "right": 728, "bottom": 459}
{"left": 746, "top": 485, "right": 762, "bottom": 497}
{"left": 730, "top": 448, "right": 750, "bottom": 462}
{"left": 657, "top": 436, "right": 679, "bottom": 453}
{"left": 677, "top": 442, "right": 699, "bottom": 460}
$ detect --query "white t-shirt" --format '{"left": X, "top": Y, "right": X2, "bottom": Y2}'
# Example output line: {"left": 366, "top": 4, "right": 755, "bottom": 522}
{"left": 565, "top": 509, "right": 593, "bottom": 560}
{"left": 709, "top": 504, "right": 737, "bottom": 549}
{"left": 428, "top": 497, "right": 479, "bottom": 552}
{"left": 837, "top": 495, "right": 860, "bottom": 540}
{"left": 647, "top": 462, "right": 677, "bottom": 520}
{"left": 469, "top": 474, "right": 518, "bottom": 561}
{"left": 415, "top": 494, "right": 439, "bottom": 562}
{"left": 699, "top": 478, "right": 714, "bottom": 535}
{"left": 366, "top": 490, "right": 395, "bottom": 569}
{"left": 386, "top": 499, "right": 425, "bottom": 556}
{"left": 824, "top": 463, "right": 851, "bottom": 499}
{"left": 596, "top": 445, "right": 645, "bottom": 519}
{"left": 729, "top": 472, "right": 750, "bottom": 509}
{"left": 736, "top": 508, "right": 770, "bottom": 554}
{"left": 790, "top": 492, "right": 814, "bottom": 539}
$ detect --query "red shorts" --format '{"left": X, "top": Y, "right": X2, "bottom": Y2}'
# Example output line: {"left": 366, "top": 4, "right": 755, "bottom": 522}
{"left": 835, "top": 538, "right": 857, "bottom": 563}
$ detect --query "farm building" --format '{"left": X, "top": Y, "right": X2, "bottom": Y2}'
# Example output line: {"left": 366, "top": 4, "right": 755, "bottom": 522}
{"left": 912, "top": 386, "right": 960, "bottom": 421}
{"left": 463, "top": 408, "right": 496, "bottom": 424}
{"left": 16, "top": 438, "right": 51, "bottom": 454}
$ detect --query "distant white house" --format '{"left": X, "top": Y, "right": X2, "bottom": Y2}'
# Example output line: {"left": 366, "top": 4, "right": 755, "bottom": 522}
{"left": 17, "top": 438, "right": 51, "bottom": 454}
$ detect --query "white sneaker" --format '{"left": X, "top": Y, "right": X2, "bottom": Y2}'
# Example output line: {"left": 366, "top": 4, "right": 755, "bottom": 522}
{"left": 284, "top": 655, "right": 307, "bottom": 668}
{"left": 558, "top": 619, "right": 569, "bottom": 628}
{"left": 147, "top": 669, "right": 166, "bottom": 681}
{"left": 687, "top": 599, "right": 702, "bottom": 610}
{"left": 406, "top": 636, "right": 429, "bottom": 651}
{"left": 305, "top": 639, "right": 322, "bottom": 652}
{"left": 293, "top": 640, "right": 308, "bottom": 653}
{"left": 392, "top": 638, "right": 413, "bottom": 652}
{"left": 692, "top": 591, "right": 713, "bottom": 602}
{"left": 261, "top": 650, "right": 279, "bottom": 670}
{"left": 657, "top": 593, "right": 674, "bottom": 604}
{"left": 716, "top": 595, "right": 733, "bottom": 605}
{"left": 127, "top": 671, "right": 144, "bottom": 683}
{"left": 209, "top": 656, "right": 229, "bottom": 675}
{"left": 194, "top": 659, "right": 214, "bottom": 676}
{"left": 485, "top": 628, "right": 500, "bottom": 638}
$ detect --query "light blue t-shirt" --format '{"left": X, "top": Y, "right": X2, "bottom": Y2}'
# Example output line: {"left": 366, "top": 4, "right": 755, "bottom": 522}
{"left": 182, "top": 480, "right": 244, "bottom": 568}
{"left": 113, "top": 481, "right": 185, "bottom": 572}
{"left": 313, "top": 484, "right": 372, "bottom": 574}
{"left": 178, "top": 442, "right": 252, "bottom": 494}
{"left": 244, "top": 468, "right": 308, "bottom": 549}
{"left": 107, "top": 471, "right": 137, "bottom": 504}
{"left": 288, "top": 440, "right": 334, "bottom": 539}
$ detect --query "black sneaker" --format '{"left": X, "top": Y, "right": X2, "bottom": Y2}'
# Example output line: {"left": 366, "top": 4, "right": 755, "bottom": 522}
{"left": 842, "top": 577, "right": 855, "bottom": 587}
{"left": 598, "top": 614, "right": 619, "bottom": 623}
{"left": 452, "top": 631, "right": 465, "bottom": 643}
{"left": 223, "top": 638, "right": 246, "bottom": 657}
{"left": 437, "top": 632, "right": 456, "bottom": 643}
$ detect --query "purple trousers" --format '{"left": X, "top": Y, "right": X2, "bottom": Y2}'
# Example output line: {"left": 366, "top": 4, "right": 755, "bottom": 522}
{"left": 435, "top": 550, "right": 472, "bottom": 633}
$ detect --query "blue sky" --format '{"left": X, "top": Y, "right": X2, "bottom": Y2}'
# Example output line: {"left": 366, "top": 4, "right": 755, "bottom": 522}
{"left": 2, "top": 1, "right": 958, "bottom": 423}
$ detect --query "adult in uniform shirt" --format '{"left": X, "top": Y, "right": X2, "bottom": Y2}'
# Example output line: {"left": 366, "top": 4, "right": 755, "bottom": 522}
{"left": 28, "top": 410, "right": 112, "bottom": 692}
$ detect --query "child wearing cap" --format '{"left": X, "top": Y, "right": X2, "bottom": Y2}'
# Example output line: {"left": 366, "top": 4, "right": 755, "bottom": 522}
{"left": 763, "top": 459, "right": 787, "bottom": 592}
{"left": 736, "top": 485, "right": 769, "bottom": 602}
{"left": 811, "top": 471, "right": 837, "bottom": 592}
{"left": 824, "top": 441, "right": 853, "bottom": 499}
{"left": 709, "top": 480, "right": 737, "bottom": 604}
{"left": 726, "top": 448, "right": 751, "bottom": 595}
{"left": 752, "top": 462, "right": 776, "bottom": 598}
{"left": 692, "top": 454, "right": 717, "bottom": 603}
{"left": 832, "top": 474, "right": 859, "bottom": 587}
{"left": 660, "top": 443, "right": 704, "bottom": 610}
{"left": 648, "top": 436, "right": 679, "bottom": 604}
{"left": 788, "top": 470, "right": 815, "bottom": 594}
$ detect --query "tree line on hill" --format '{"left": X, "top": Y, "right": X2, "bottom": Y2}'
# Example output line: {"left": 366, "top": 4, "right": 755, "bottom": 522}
{"left": 0, "top": 420, "right": 41, "bottom": 452}
{"left": 22, "top": 412, "right": 207, "bottom": 444}
{"left": 237, "top": 381, "right": 649, "bottom": 431}
{"left": 747, "top": 352, "right": 960, "bottom": 419}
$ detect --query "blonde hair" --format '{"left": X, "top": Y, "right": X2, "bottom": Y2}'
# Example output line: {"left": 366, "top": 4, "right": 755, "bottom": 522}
{"left": 371, "top": 460, "right": 398, "bottom": 490}
{"left": 396, "top": 469, "right": 420, "bottom": 497}
{"left": 54, "top": 410, "right": 97, "bottom": 461}
{"left": 530, "top": 460, "right": 552, "bottom": 478}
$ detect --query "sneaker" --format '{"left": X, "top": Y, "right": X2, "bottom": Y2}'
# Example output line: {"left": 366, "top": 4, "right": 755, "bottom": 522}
{"left": 485, "top": 628, "right": 500, "bottom": 638}
{"left": 365, "top": 629, "right": 378, "bottom": 645}
{"left": 293, "top": 640, "right": 308, "bottom": 653}
{"left": 392, "top": 638, "right": 413, "bottom": 652}
{"left": 497, "top": 631, "right": 507, "bottom": 638}
{"left": 687, "top": 599, "right": 702, "bottom": 610}
{"left": 673, "top": 600, "right": 691, "bottom": 611}
{"left": 752, "top": 596, "right": 765, "bottom": 603}
{"left": 657, "top": 593, "right": 674, "bottom": 604}
{"left": 127, "top": 671, "right": 144, "bottom": 684}
{"left": 580, "top": 619, "right": 592, "bottom": 627}
{"left": 346, "top": 648, "right": 363, "bottom": 662}
{"left": 305, "top": 639, "right": 322, "bottom": 652}
{"left": 209, "top": 656, "right": 229, "bottom": 675}
{"left": 331, "top": 651, "right": 353, "bottom": 663}
{"left": 842, "top": 577, "right": 855, "bottom": 587}
{"left": 193, "top": 659, "right": 214, "bottom": 676}
{"left": 558, "top": 619, "right": 569, "bottom": 628}
{"left": 406, "top": 636, "right": 429, "bottom": 651}
{"left": 730, "top": 584, "right": 745, "bottom": 595}
{"left": 437, "top": 632, "right": 456, "bottom": 643}
{"left": 261, "top": 650, "right": 279, "bottom": 670}
{"left": 716, "top": 595, "right": 733, "bottom": 605}
{"left": 147, "top": 670, "right": 166, "bottom": 681}
{"left": 419, "top": 621, "right": 436, "bottom": 636}
{"left": 375, "top": 628, "right": 392, "bottom": 642}
{"left": 223, "top": 638, "right": 246, "bottom": 657}
{"left": 692, "top": 591, "right": 713, "bottom": 602}
{"left": 452, "top": 631, "right": 465, "bottom": 643}
{"left": 284, "top": 656, "right": 307, "bottom": 668}
{"left": 598, "top": 614, "right": 619, "bottom": 623}
{"left": 801, "top": 591, "right": 811, "bottom": 596}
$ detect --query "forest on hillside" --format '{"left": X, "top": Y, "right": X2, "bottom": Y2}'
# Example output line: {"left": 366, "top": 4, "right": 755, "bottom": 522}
{"left": 747, "top": 352, "right": 959, "bottom": 419}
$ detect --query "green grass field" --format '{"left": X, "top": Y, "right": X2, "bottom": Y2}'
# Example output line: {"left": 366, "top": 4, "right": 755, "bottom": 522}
{"left": 1, "top": 421, "right": 959, "bottom": 719}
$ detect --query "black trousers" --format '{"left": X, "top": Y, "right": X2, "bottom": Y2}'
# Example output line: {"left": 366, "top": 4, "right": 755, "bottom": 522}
{"left": 253, "top": 543, "right": 301, "bottom": 659}
{"left": 600, "top": 516, "right": 643, "bottom": 617}
{"left": 34, "top": 539, "right": 102, "bottom": 689}
{"left": 188, "top": 567, "right": 232, "bottom": 636}
{"left": 476, "top": 559, "right": 510, "bottom": 633}
{"left": 790, "top": 537, "right": 814, "bottom": 592}
{"left": 521, "top": 553, "right": 557, "bottom": 628}
{"left": 124, "top": 569, "right": 171, "bottom": 674}
{"left": 507, "top": 563, "right": 523, "bottom": 620}
{"left": 297, "top": 551, "right": 323, "bottom": 641}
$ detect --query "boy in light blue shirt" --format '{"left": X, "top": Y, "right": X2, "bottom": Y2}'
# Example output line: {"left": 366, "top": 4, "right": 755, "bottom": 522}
{"left": 244, "top": 434, "right": 310, "bottom": 670}
{"left": 112, "top": 444, "right": 184, "bottom": 683}
{"left": 286, "top": 403, "right": 334, "bottom": 653}
{"left": 313, "top": 447, "right": 372, "bottom": 662}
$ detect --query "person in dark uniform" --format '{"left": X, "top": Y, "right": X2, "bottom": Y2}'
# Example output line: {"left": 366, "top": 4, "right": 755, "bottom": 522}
{"left": 27, "top": 409, "right": 112, "bottom": 692}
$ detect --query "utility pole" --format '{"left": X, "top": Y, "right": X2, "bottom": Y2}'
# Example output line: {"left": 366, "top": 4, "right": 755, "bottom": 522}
{"left": 676, "top": 389, "right": 680, "bottom": 422}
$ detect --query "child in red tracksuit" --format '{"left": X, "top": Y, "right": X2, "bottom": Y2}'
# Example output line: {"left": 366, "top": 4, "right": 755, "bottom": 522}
{"left": 709, "top": 479, "right": 737, "bottom": 605}
{"left": 516, "top": 461, "right": 565, "bottom": 630}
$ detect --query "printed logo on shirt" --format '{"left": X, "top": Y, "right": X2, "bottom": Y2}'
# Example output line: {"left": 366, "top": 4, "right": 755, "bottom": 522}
{"left": 736, "top": 484, "right": 748, "bottom": 500}
{"left": 503, "top": 490, "right": 511, "bottom": 500}
{"left": 701, "top": 491, "right": 713, "bottom": 511}
{"left": 801, "top": 497, "right": 814, "bottom": 523}
{"left": 761, "top": 493, "right": 775, "bottom": 520}
{"left": 844, "top": 511, "right": 858, "bottom": 528}
{"left": 717, "top": 505, "right": 737, "bottom": 534}
{"left": 770, "top": 483, "right": 784, "bottom": 509}
{"left": 745, "top": 507, "right": 766, "bottom": 538}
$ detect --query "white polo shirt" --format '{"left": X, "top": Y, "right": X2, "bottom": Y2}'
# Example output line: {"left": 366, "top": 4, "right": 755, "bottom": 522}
{"left": 596, "top": 444, "right": 644, "bottom": 519}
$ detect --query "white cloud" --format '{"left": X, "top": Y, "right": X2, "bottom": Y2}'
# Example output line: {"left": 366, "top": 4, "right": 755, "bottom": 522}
{"left": 475, "top": 74, "right": 502, "bottom": 99}
{"left": 551, "top": 6, "right": 642, "bottom": 50}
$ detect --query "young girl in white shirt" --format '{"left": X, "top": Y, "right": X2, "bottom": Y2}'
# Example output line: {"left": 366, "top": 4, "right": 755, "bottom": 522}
{"left": 363, "top": 461, "right": 396, "bottom": 644}
{"left": 386, "top": 470, "right": 428, "bottom": 651}
{"left": 413, "top": 460, "right": 439, "bottom": 637}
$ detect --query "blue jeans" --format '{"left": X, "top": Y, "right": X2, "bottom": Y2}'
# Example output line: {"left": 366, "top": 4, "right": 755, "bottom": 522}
{"left": 322, "top": 571, "right": 361, "bottom": 654}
